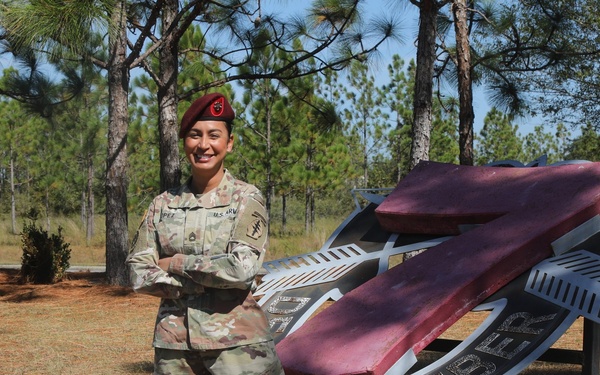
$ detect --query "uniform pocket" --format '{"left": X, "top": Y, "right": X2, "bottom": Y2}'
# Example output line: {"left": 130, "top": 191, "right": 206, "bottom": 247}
{"left": 156, "top": 221, "right": 184, "bottom": 256}
{"left": 203, "top": 214, "right": 235, "bottom": 254}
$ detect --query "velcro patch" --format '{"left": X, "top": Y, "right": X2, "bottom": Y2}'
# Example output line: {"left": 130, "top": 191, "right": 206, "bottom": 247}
{"left": 233, "top": 198, "right": 268, "bottom": 250}
{"left": 247, "top": 213, "right": 265, "bottom": 240}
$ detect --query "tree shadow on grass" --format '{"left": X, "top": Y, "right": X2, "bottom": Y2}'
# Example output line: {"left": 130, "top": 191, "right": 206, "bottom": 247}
{"left": 122, "top": 361, "right": 154, "bottom": 374}
{"left": 2, "top": 288, "right": 48, "bottom": 303}
{"left": 108, "top": 287, "right": 136, "bottom": 297}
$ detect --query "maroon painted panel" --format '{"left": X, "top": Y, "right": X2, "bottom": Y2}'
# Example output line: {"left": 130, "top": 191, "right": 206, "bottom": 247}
{"left": 276, "top": 161, "right": 600, "bottom": 375}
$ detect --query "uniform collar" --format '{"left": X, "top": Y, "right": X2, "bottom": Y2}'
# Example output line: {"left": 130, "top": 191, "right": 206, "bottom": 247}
{"left": 168, "top": 169, "right": 236, "bottom": 209}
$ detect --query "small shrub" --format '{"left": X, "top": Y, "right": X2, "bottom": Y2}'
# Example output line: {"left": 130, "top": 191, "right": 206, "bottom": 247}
{"left": 20, "top": 222, "right": 72, "bottom": 284}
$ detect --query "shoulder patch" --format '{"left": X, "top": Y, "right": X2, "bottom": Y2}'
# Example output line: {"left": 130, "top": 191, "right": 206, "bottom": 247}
{"left": 232, "top": 197, "right": 268, "bottom": 250}
{"left": 246, "top": 211, "right": 266, "bottom": 240}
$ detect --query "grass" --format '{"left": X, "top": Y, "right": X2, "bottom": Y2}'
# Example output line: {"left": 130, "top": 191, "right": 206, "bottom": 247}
{"left": 0, "top": 270, "right": 156, "bottom": 374}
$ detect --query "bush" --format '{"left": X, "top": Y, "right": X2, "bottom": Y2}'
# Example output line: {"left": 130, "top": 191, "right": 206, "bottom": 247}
{"left": 20, "top": 222, "right": 72, "bottom": 284}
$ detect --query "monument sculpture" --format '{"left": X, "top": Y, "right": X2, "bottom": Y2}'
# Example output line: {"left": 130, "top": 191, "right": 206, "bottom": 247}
{"left": 258, "top": 159, "right": 600, "bottom": 374}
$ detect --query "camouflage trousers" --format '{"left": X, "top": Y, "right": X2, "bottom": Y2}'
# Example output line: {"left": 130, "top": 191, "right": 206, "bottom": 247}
{"left": 153, "top": 340, "right": 284, "bottom": 375}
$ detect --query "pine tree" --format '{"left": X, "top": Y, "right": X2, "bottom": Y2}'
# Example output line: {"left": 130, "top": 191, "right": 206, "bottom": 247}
{"left": 378, "top": 56, "right": 418, "bottom": 183}
{"left": 522, "top": 123, "right": 570, "bottom": 165}
{"left": 565, "top": 123, "right": 600, "bottom": 162}
{"left": 476, "top": 108, "right": 524, "bottom": 165}
{"left": 341, "top": 60, "right": 391, "bottom": 188}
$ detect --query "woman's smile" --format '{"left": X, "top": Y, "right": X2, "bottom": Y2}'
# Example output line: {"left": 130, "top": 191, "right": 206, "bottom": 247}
{"left": 194, "top": 153, "right": 214, "bottom": 162}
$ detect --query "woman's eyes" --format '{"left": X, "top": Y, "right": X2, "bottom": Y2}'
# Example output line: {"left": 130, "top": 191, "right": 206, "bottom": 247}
{"left": 189, "top": 133, "right": 221, "bottom": 139}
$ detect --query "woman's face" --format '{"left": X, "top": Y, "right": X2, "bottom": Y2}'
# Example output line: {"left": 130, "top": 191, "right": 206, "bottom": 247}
{"left": 183, "top": 120, "right": 233, "bottom": 178}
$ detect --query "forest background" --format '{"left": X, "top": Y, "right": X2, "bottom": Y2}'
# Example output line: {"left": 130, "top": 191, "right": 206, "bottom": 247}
{"left": 1, "top": 0, "right": 600, "bottom": 278}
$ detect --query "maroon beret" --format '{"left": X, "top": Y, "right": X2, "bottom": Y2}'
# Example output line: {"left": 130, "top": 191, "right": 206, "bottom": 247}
{"left": 179, "top": 93, "right": 235, "bottom": 138}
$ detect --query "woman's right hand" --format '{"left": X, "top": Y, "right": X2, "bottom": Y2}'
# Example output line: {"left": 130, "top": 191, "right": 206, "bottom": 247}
{"left": 158, "top": 257, "right": 173, "bottom": 272}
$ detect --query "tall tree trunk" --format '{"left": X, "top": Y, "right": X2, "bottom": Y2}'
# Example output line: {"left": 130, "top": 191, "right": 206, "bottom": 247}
{"left": 304, "top": 186, "right": 313, "bottom": 233}
{"left": 158, "top": 0, "right": 182, "bottom": 192}
{"left": 81, "top": 189, "right": 86, "bottom": 227}
{"left": 9, "top": 145, "right": 17, "bottom": 235}
{"left": 452, "top": 0, "right": 474, "bottom": 165}
{"left": 80, "top": 134, "right": 86, "bottom": 228}
{"left": 405, "top": 0, "right": 441, "bottom": 262}
{"left": 310, "top": 192, "right": 315, "bottom": 230}
{"left": 409, "top": 0, "right": 439, "bottom": 170}
{"left": 105, "top": 0, "right": 130, "bottom": 286}
{"left": 281, "top": 193, "right": 287, "bottom": 234}
{"left": 86, "top": 153, "right": 95, "bottom": 244}
{"left": 304, "top": 143, "right": 314, "bottom": 234}
{"left": 265, "top": 87, "right": 273, "bottom": 224}
{"left": 45, "top": 189, "right": 50, "bottom": 231}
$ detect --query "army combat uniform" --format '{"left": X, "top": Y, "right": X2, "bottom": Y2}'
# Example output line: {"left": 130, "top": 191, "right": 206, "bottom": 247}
{"left": 127, "top": 170, "right": 283, "bottom": 374}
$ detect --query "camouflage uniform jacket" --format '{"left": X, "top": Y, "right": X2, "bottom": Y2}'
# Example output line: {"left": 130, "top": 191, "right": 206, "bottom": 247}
{"left": 126, "top": 170, "right": 272, "bottom": 351}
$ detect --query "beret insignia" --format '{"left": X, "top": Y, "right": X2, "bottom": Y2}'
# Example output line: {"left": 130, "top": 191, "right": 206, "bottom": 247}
{"left": 179, "top": 93, "right": 235, "bottom": 138}
{"left": 211, "top": 97, "right": 224, "bottom": 117}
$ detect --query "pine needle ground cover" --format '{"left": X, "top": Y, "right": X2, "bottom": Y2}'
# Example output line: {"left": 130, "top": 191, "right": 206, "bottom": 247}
{"left": 0, "top": 270, "right": 155, "bottom": 374}
{"left": 0, "top": 269, "right": 585, "bottom": 375}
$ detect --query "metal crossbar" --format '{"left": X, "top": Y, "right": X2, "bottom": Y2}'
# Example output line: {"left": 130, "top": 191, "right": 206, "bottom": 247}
{"left": 257, "top": 245, "right": 367, "bottom": 296}
{"left": 255, "top": 236, "right": 449, "bottom": 297}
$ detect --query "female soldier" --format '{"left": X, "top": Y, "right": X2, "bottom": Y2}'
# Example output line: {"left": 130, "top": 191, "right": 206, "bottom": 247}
{"left": 127, "top": 93, "right": 283, "bottom": 375}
